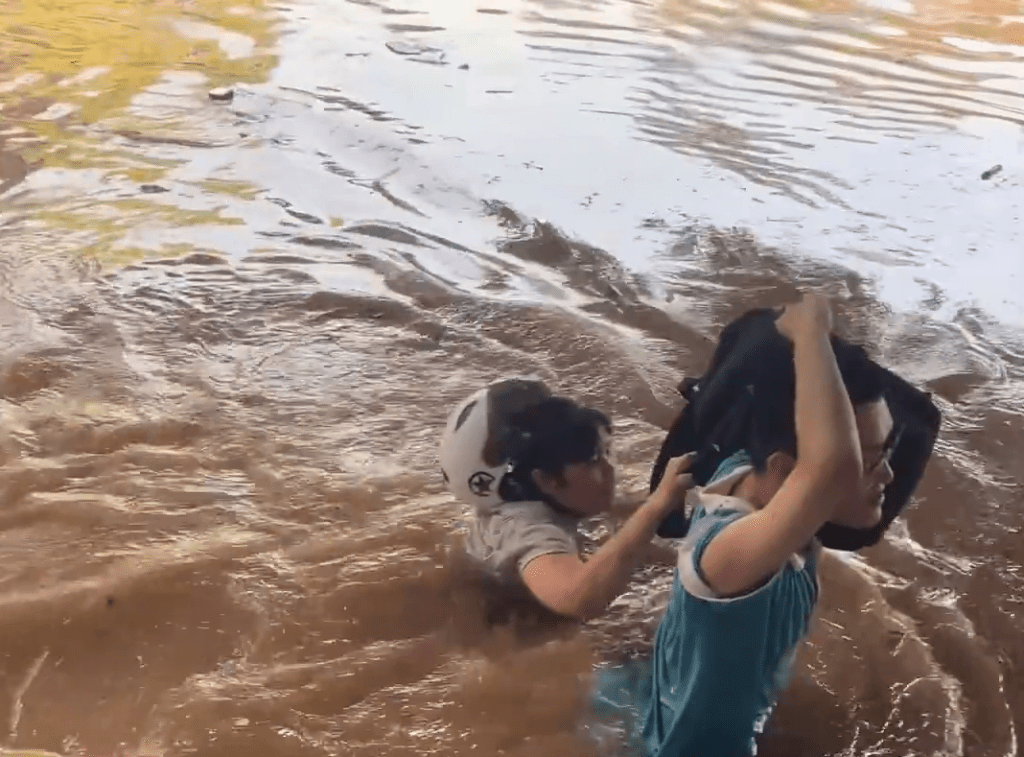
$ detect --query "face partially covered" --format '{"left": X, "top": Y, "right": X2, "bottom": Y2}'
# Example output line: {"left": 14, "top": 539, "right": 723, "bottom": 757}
{"left": 746, "top": 396, "right": 898, "bottom": 532}
{"left": 829, "top": 397, "right": 897, "bottom": 529}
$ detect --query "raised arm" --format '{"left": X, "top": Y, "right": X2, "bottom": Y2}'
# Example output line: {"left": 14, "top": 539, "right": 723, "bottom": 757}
{"left": 699, "top": 295, "right": 863, "bottom": 597}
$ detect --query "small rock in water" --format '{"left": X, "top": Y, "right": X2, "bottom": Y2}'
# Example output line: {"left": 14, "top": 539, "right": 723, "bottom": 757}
{"left": 208, "top": 87, "right": 235, "bottom": 102}
{"left": 981, "top": 164, "right": 1002, "bottom": 180}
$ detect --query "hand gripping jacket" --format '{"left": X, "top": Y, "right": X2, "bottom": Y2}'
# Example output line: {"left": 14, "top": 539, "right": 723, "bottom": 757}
{"left": 649, "top": 308, "right": 942, "bottom": 551}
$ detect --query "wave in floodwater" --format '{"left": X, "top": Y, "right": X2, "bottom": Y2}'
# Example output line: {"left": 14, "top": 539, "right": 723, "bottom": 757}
{"left": 1, "top": 0, "right": 1022, "bottom": 755}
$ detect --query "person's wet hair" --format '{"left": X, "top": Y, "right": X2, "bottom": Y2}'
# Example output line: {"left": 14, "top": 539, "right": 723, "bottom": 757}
{"left": 496, "top": 396, "right": 612, "bottom": 503}
{"left": 479, "top": 378, "right": 552, "bottom": 467}
{"left": 746, "top": 337, "right": 887, "bottom": 472}
{"left": 652, "top": 308, "right": 941, "bottom": 549}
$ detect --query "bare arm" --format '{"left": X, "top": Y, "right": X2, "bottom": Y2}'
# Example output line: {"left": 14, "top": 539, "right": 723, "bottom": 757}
{"left": 700, "top": 297, "right": 863, "bottom": 597}
{"left": 521, "top": 455, "right": 693, "bottom": 620}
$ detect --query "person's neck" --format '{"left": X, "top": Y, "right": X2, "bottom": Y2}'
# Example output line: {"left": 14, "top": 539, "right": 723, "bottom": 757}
{"left": 730, "top": 473, "right": 765, "bottom": 509}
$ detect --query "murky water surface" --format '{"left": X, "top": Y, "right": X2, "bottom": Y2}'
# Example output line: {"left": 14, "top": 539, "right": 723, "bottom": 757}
{"left": 1, "top": 0, "right": 1022, "bottom": 755}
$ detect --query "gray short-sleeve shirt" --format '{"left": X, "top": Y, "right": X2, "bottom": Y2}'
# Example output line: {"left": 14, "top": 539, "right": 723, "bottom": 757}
{"left": 464, "top": 500, "right": 580, "bottom": 583}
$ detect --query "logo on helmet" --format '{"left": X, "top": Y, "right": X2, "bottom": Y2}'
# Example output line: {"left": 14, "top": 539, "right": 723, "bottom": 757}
{"left": 468, "top": 471, "right": 496, "bottom": 496}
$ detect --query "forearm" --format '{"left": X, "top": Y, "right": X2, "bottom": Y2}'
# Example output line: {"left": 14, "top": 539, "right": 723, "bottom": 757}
{"left": 792, "top": 329, "right": 862, "bottom": 476}
{"left": 702, "top": 327, "right": 864, "bottom": 597}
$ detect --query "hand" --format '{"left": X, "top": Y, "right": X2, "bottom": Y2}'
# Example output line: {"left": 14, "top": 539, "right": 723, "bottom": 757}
{"left": 775, "top": 293, "right": 834, "bottom": 343}
{"left": 650, "top": 454, "right": 696, "bottom": 514}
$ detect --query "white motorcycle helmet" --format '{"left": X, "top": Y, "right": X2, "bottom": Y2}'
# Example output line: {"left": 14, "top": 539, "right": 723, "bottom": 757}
{"left": 439, "top": 378, "right": 552, "bottom": 508}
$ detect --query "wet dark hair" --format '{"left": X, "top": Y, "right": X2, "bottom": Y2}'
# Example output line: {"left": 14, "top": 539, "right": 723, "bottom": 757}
{"left": 652, "top": 308, "right": 942, "bottom": 550}
{"left": 745, "top": 336, "right": 887, "bottom": 472}
{"left": 496, "top": 396, "right": 612, "bottom": 503}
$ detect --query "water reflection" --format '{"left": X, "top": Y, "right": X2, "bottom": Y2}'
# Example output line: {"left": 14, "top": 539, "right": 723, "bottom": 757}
{"left": 0, "top": 0, "right": 278, "bottom": 265}
{"left": 0, "top": 0, "right": 1023, "bottom": 755}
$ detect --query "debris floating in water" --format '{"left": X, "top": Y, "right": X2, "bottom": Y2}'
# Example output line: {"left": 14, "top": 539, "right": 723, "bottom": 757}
{"left": 385, "top": 40, "right": 447, "bottom": 65}
{"left": 386, "top": 41, "right": 426, "bottom": 55}
{"left": 981, "top": 164, "right": 1003, "bottom": 180}
{"left": 208, "top": 87, "right": 235, "bottom": 102}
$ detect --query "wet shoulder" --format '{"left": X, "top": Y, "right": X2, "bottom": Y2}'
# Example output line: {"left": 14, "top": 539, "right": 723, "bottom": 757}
{"left": 676, "top": 495, "right": 819, "bottom": 607}
{"left": 464, "top": 500, "right": 580, "bottom": 580}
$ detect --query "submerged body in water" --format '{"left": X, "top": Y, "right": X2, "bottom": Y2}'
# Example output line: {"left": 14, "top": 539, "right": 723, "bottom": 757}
{"left": 0, "top": 0, "right": 1022, "bottom": 755}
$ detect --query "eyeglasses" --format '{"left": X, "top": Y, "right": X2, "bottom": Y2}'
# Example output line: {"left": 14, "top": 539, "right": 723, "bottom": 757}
{"left": 867, "top": 424, "right": 903, "bottom": 473}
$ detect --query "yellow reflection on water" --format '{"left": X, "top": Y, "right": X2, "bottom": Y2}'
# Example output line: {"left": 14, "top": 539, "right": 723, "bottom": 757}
{"left": 0, "top": 0, "right": 278, "bottom": 265}
{"left": 0, "top": 0, "right": 278, "bottom": 122}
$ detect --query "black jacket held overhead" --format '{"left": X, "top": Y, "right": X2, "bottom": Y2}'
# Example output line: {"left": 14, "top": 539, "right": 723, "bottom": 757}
{"left": 650, "top": 308, "right": 941, "bottom": 552}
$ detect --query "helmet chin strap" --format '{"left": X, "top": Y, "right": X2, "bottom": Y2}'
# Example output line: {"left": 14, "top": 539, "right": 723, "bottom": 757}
{"left": 500, "top": 461, "right": 576, "bottom": 516}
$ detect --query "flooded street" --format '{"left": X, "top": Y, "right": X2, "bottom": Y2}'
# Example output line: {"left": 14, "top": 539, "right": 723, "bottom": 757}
{"left": 0, "top": 0, "right": 1022, "bottom": 755}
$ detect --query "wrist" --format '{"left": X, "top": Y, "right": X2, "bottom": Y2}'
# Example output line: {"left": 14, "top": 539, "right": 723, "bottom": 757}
{"left": 643, "top": 491, "right": 675, "bottom": 519}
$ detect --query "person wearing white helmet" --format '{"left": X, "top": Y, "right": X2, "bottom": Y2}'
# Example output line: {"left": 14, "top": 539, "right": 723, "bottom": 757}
{"left": 439, "top": 377, "right": 694, "bottom": 622}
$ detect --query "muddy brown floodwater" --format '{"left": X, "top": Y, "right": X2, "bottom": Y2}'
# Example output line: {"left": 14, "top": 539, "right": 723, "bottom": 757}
{"left": 0, "top": 0, "right": 1022, "bottom": 755}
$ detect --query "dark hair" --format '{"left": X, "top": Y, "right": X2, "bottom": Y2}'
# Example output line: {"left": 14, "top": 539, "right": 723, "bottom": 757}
{"left": 746, "top": 336, "right": 887, "bottom": 472}
{"left": 497, "top": 396, "right": 612, "bottom": 503}
{"left": 652, "top": 307, "right": 942, "bottom": 548}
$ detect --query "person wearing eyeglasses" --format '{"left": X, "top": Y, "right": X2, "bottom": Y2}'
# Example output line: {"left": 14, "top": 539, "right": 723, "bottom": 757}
{"left": 592, "top": 293, "right": 900, "bottom": 757}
